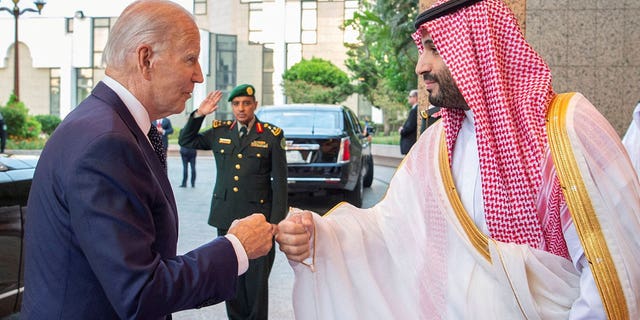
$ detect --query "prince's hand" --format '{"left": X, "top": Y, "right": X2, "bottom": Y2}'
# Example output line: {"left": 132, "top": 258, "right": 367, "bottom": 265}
{"left": 275, "top": 209, "right": 314, "bottom": 262}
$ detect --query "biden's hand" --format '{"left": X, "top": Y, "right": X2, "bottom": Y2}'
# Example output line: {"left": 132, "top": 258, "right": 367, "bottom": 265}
{"left": 228, "top": 213, "right": 276, "bottom": 259}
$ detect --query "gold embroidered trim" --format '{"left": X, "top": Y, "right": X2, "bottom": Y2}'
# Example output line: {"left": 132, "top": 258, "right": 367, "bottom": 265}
{"left": 546, "top": 92, "right": 628, "bottom": 320}
{"left": 438, "top": 133, "right": 491, "bottom": 261}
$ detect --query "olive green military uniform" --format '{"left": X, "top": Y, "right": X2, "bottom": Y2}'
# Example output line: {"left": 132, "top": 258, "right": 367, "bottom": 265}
{"left": 179, "top": 84, "right": 287, "bottom": 320}
{"left": 179, "top": 116, "right": 288, "bottom": 229}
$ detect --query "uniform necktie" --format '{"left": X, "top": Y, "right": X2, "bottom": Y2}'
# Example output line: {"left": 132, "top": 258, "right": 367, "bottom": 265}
{"left": 148, "top": 125, "right": 167, "bottom": 170}
{"left": 239, "top": 126, "right": 247, "bottom": 139}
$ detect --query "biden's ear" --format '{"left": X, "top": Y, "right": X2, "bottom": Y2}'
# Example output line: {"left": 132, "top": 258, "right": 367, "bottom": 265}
{"left": 136, "top": 44, "right": 154, "bottom": 80}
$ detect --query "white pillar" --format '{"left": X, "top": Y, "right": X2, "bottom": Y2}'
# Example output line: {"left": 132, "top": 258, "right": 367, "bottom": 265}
{"left": 272, "top": 0, "right": 286, "bottom": 105}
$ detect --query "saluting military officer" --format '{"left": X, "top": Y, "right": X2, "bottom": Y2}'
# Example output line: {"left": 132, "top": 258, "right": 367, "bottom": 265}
{"left": 179, "top": 84, "right": 287, "bottom": 320}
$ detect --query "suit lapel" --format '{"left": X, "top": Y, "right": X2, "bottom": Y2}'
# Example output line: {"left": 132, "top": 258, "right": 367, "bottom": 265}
{"left": 230, "top": 126, "right": 242, "bottom": 148}
{"left": 91, "top": 82, "right": 178, "bottom": 216}
{"left": 240, "top": 129, "right": 259, "bottom": 150}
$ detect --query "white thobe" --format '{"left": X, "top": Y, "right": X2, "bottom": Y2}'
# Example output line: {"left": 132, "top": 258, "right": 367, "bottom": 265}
{"left": 450, "top": 110, "right": 603, "bottom": 319}
{"left": 289, "top": 93, "right": 640, "bottom": 319}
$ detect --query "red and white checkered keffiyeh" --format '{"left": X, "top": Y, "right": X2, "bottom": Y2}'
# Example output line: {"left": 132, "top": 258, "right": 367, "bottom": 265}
{"left": 412, "top": 0, "right": 568, "bottom": 256}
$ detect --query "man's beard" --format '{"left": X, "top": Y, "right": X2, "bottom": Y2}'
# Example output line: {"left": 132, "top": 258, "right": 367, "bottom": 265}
{"left": 424, "top": 71, "right": 468, "bottom": 110}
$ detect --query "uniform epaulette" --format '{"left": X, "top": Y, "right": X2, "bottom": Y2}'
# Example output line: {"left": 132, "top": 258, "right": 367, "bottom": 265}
{"left": 263, "top": 123, "right": 282, "bottom": 136}
{"left": 420, "top": 110, "right": 429, "bottom": 119}
{"left": 212, "top": 120, "right": 233, "bottom": 128}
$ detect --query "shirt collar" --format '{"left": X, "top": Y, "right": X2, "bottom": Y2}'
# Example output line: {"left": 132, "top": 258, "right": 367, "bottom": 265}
{"left": 102, "top": 75, "right": 151, "bottom": 135}
{"left": 238, "top": 117, "right": 256, "bottom": 133}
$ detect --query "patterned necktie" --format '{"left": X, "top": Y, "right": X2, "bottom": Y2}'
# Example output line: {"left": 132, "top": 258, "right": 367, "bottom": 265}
{"left": 148, "top": 125, "right": 167, "bottom": 170}
{"left": 239, "top": 126, "right": 247, "bottom": 139}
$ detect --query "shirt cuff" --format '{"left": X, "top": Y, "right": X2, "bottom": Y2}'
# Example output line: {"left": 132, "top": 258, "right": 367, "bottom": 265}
{"left": 225, "top": 234, "right": 249, "bottom": 275}
{"left": 193, "top": 110, "right": 205, "bottom": 118}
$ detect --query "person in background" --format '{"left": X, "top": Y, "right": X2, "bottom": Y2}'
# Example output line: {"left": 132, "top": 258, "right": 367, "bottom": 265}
{"left": 275, "top": 0, "right": 640, "bottom": 318}
{"left": 622, "top": 100, "right": 640, "bottom": 178}
{"left": 179, "top": 84, "right": 288, "bottom": 320}
{"left": 179, "top": 145, "right": 197, "bottom": 188}
{"left": 399, "top": 89, "right": 419, "bottom": 155}
{"left": 363, "top": 116, "right": 374, "bottom": 142}
{"left": 22, "top": 1, "right": 276, "bottom": 319}
{"left": 154, "top": 117, "right": 173, "bottom": 159}
{"left": 419, "top": 103, "right": 441, "bottom": 134}
{"left": 0, "top": 109, "right": 5, "bottom": 153}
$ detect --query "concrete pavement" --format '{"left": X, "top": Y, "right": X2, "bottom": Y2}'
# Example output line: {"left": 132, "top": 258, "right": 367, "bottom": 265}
{"left": 167, "top": 150, "right": 398, "bottom": 319}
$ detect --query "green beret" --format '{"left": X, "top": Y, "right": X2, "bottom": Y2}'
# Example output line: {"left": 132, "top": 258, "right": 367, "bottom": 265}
{"left": 227, "top": 84, "right": 256, "bottom": 101}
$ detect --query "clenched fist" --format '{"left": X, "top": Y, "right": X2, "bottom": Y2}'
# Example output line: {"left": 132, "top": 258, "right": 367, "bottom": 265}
{"left": 275, "top": 210, "right": 314, "bottom": 262}
{"left": 228, "top": 214, "right": 277, "bottom": 259}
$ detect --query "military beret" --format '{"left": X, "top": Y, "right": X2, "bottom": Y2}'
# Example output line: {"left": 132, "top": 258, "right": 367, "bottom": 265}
{"left": 227, "top": 84, "right": 256, "bottom": 101}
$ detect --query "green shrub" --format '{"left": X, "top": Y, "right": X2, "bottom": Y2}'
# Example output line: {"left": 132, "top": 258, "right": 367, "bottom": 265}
{"left": 22, "top": 116, "right": 42, "bottom": 139}
{"left": 1, "top": 94, "right": 28, "bottom": 137}
{"left": 35, "top": 114, "right": 62, "bottom": 135}
{"left": 6, "top": 137, "right": 46, "bottom": 150}
{"left": 371, "top": 132, "right": 400, "bottom": 145}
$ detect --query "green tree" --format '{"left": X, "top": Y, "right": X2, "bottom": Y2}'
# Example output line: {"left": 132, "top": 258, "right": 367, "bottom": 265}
{"left": 282, "top": 57, "right": 354, "bottom": 104}
{"left": 344, "top": 0, "right": 419, "bottom": 134}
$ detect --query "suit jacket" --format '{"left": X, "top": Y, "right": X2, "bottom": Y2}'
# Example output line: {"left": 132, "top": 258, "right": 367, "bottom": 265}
{"left": 179, "top": 113, "right": 288, "bottom": 229}
{"left": 420, "top": 105, "right": 442, "bottom": 134}
{"left": 22, "top": 82, "right": 238, "bottom": 320}
{"left": 400, "top": 104, "right": 418, "bottom": 155}
{"left": 154, "top": 117, "right": 174, "bottom": 150}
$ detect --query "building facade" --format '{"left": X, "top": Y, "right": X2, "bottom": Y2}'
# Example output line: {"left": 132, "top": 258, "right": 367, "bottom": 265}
{"left": 4, "top": 1, "right": 636, "bottom": 134}
{"left": 0, "top": 0, "right": 365, "bottom": 129}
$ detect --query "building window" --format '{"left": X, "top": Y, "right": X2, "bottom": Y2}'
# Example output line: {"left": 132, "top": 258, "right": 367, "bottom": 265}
{"left": 76, "top": 68, "right": 94, "bottom": 105}
{"left": 194, "top": 0, "right": 207, "bottom": 15}
{"left": 248, "top": 2, "right": 264, "bottom": 43}
{"left": 262, "top": 45, "right": 274, "bottom": 106}
{"left": 344, "top": 0, "right": 359, "bottom": 44}
{"left": 215, "top": 34, "right": 237, "bottom": 119}
{"left": 301, "top": 0, "right": 317, "bottom": 44}
{"left": 93, "top": 18, "right": 111, "bottom": 68}
{"left": 50, "top": 68, "right": 60, "bottom": 117}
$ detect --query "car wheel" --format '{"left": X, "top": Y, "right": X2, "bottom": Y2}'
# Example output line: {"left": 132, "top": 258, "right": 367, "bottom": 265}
{"left": 344, "top": 171, "right": 363, "bottom": 207}
{"left": 363, "top": 156, "right": 374, "bottom": 188}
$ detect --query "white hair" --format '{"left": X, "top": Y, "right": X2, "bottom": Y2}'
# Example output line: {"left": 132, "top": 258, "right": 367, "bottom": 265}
{"left": 102, "top": 0, "right": 195, "bottom": 69}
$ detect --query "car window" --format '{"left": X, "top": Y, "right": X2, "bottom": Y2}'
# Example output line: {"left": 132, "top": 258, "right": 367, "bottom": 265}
{"left": 258, "top": 109, "right": 342, "bottom": 131}
{"left": 342, "top": 111, "right": 353, "bottom": 133}
{"left": 347, "top": 109, "right": 363, "bottom": 134}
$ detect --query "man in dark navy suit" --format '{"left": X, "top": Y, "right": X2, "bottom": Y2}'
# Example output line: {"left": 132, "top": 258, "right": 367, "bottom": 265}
{"left": 153, "top": 117, "right": 174, "bottom": 158}
{"left": 21, "top": 1, "right": 276, "bottom": 319}
{"left": 399, "top": 89, "right": 419, "bottom": 155}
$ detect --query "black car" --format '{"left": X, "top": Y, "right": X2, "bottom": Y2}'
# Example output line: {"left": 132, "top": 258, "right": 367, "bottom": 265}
{"left": 0, "top": 154, "right": 37, "bottom": 318}
{"left": 256, "top": 104, "right": 373, "bottom": 207}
